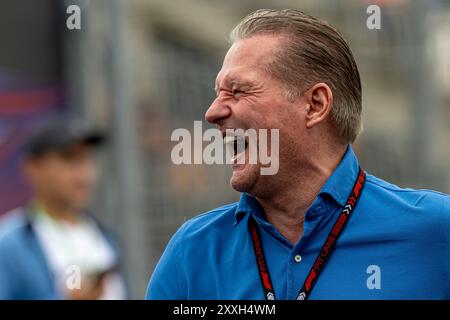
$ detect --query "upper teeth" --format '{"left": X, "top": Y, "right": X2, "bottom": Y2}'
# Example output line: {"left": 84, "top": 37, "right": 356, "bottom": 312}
{"left": 223, "top": 136, "right": 235, "bottom": 145}
{"left": 223, "top": 134, "right": 246, "bottom": 144}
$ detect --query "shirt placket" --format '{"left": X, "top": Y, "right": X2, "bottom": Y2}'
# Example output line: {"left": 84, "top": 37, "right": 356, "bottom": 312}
{"left": 286, "top": 203, "right": 329, "bottom": 299}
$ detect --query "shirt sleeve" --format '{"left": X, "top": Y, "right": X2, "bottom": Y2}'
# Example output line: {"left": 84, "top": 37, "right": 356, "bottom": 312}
{"left": 146, "top": 223, "right": 188, "bottom": 300}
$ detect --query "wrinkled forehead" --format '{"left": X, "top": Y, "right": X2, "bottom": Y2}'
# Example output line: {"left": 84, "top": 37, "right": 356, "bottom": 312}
{"left": 215, "top": 35, "right": 281, "bottom": 88}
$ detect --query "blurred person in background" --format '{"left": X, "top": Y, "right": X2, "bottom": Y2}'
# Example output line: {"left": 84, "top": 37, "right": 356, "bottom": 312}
{"left": 0, "top": 117, "right": 127, "bottom": 300}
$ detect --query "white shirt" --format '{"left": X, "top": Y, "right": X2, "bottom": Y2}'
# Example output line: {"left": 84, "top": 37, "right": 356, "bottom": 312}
{"left": 33, "top": 211, "right": 126, "bottom": 299}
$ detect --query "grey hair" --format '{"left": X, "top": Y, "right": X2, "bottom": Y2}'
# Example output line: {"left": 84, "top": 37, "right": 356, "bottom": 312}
{"left": 230, "top": 9, "right": 362, "bottom": 143}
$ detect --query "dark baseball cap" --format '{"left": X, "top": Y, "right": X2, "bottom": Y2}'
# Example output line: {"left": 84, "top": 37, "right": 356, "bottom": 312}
{"left": 24, "top": 117, "right": 106, "bottom": 157}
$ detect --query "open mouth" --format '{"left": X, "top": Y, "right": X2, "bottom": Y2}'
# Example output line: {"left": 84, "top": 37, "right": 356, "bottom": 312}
{"left": 224, "top": 133, "right": 249, "bottom": 162}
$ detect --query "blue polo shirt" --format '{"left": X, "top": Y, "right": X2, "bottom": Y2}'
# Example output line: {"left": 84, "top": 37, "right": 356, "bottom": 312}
{"left": 146, "top": 146, "right": 450, "bottom": 300}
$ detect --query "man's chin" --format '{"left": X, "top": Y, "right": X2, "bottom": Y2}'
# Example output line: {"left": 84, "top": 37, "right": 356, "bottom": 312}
{"left": 67, "top": 198, "right": 90, "bottom": 213}
{"left": 229, "top": 165, "right": 259, "bottom": 193}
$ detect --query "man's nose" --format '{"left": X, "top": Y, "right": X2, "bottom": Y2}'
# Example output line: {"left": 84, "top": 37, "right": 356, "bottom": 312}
{"left": 205, "top": 97, "right": 232, "bottom": 124}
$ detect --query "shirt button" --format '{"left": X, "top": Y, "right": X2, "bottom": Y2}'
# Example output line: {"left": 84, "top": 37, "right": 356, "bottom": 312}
{"left": 294, "top": 255, "right": 302, "bottom": 263}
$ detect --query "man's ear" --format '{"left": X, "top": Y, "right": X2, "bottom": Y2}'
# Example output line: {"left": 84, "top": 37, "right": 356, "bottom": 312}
{"left": 304, "top": 83, "right": 333, "bottom": 129}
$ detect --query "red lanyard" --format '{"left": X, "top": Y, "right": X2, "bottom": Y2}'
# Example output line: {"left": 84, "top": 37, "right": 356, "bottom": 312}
{"left": 249, "top": 167, "right": 366, "bottom": 300}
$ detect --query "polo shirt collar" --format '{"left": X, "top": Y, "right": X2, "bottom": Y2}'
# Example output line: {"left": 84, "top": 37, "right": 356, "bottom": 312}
{"left": 234, "top": 145, "right": 360, "bottom": 225}
{"left": 319, "top": 145, "right": 360, "bottom": 207}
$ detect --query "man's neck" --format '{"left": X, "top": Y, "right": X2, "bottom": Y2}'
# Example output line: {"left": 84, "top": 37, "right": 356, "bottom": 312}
{"left": 256, "top": 147, "right": 346, "bottom": 245}
{"left": 34, "top": 198, "right": 81, "bottom": 224}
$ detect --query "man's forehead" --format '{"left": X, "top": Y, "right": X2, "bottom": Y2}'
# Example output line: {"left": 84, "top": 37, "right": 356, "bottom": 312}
{"left": 215, "top": 68, "right": 259, "bottom": 89}
{"left": 32, "top": 143, "right": 93, "bottom": 161}
{"left": 226, "top": 35, "right": 280, "bottom": 63}
{"left": 215, "top": 35, "right": 281, "bottom": 87}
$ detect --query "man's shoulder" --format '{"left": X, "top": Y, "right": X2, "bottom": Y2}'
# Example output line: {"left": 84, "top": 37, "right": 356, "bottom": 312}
{"left": 174, "top": 202, "right": 240, "bottom": 240}
{"left": 366, "top": 173, "right": 450, "bottom": 202}
{"left": 0, "top": 208, "right": 29, "bottom": 243}
{"left": 0, "top": 209, "right": 33, "bottom": 263}
{"left": 365, "top": 173, "right": 450, "bottom": 223}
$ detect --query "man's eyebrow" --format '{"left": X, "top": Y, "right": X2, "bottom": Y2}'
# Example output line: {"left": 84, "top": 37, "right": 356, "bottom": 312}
{"left": 214, "top": 78, "right": 255, "bottom": 93}
{"left": 229, "top": 79, "right": 246, "bottom": 87}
